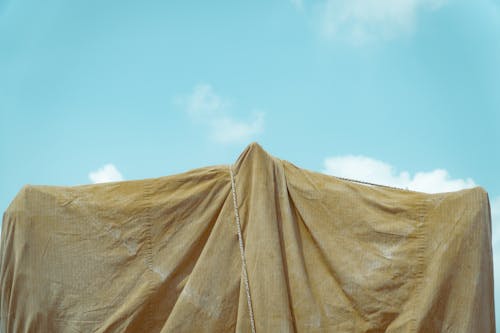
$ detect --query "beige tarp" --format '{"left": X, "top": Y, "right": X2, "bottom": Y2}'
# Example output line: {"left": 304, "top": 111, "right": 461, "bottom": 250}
{"left": 0, "top": 143, "right": 495, "bottom": 332}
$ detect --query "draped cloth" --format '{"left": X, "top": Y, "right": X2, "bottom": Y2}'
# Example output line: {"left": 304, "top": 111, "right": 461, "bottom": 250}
{"left": 0, "top": 143, "right": 495, "bottom": 332}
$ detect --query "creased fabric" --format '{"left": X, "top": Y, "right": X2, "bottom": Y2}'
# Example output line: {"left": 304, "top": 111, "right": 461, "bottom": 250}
{"left": 0, "top": 143, "right": 495, "bottom": 332}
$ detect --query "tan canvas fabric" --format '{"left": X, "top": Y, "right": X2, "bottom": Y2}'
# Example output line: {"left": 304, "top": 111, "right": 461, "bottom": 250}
{"left": 0, "top": 143, "right": 495, "bottom": 332}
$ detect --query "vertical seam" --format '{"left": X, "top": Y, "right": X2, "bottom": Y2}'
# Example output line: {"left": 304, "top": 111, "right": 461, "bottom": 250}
{"left": 411, "top": 197, "right": 429, "bottom": 333}
{"left": 144, "top": 181, "right": 155, "bottom": 333}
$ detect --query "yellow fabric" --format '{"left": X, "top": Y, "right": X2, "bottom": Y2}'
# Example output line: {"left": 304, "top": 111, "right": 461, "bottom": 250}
{"left": 0, "top": 143, "right": 495, "bottom": 332}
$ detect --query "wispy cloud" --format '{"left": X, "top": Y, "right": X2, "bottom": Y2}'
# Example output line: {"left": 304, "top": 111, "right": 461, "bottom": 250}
{"left": 177, "top": 84, "right": 264, "bottom": 144}
{"left": 295, "top": 0, "right": 448, "bottom": 44}
{"left": 88, "top": 164, "right": 124, "bottom": 184}
{"left": 323, "top": 155, "right": 475, "bottom": 193}
{"left": 210, "top": 114, "right": 264, "bottom": 144}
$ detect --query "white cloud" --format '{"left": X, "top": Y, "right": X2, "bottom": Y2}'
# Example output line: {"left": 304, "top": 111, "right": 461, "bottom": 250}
{"left": 88, "top": 164, "right": 124, "bottom": 184}
{"left": 183, "top": 83, "right": 229, "bottom": 120}
{"left": 210, "top": 113, "right": 264, "bottom": 144}
{"left": 305, "top": 0, "right": 448, "bottom": 44}
{"left": 323, "top": 155, "right": 475, "bottom": 193}
{"left": 177, "top": 84, "right": 264, "bottom": 144}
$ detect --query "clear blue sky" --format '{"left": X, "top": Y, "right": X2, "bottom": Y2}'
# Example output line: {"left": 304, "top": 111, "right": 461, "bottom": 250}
{"left": 1, "top": 0, "right": 499, "bottom": 326}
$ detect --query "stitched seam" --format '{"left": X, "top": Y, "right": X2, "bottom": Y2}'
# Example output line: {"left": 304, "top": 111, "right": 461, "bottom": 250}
{"left": 144, "top": 181, "right": 155, "bottom": 333}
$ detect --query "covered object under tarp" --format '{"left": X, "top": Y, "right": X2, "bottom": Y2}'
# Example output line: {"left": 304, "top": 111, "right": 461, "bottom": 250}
{"left": 0, "top": 143, "right": 495, "bottom": 332}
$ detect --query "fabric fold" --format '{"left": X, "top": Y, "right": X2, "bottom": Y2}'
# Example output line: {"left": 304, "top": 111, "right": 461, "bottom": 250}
{"left": 0, "top": 143, "right": 495, "bottom": 332}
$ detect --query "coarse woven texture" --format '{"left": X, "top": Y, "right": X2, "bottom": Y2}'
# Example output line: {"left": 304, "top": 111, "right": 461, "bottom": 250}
{"left": 0, "top": 143, "right": 495, "bottom": 332}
